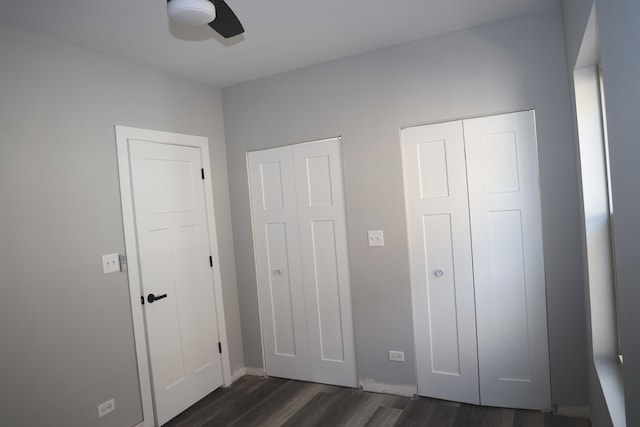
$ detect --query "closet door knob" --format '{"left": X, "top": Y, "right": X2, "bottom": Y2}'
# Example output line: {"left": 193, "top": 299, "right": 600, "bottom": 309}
{"left": 273, "top": 268, "right": 283, "bottom": 275}
{"left": 434, "top": 269, "right": 444, "bottom": 277}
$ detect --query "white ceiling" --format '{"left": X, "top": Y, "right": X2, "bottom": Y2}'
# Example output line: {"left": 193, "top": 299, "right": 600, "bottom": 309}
{"left": 0, "top": 0, "right": 559, "bottom": 88}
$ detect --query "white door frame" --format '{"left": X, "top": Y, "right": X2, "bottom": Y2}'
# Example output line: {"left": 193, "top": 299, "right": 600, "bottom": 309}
{"left": 115, "top": 125, "right": 232, "bottom": 427}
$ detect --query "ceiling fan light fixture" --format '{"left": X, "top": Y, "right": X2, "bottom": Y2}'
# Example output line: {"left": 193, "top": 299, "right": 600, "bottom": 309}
{"left": 168, "top": 0, "right": 216, "bottom": 26}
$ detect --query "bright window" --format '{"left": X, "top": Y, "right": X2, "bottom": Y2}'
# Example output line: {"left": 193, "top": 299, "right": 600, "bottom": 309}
{"left": 574, "top": 65, "right": 621, "bottom": 364}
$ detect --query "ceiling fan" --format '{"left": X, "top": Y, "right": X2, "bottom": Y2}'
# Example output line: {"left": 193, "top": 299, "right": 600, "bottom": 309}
{"left": 167, "top": 0, "right": 244, "bottom": 38}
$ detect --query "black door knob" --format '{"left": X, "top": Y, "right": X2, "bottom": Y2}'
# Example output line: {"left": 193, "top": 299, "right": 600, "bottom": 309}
{"left": 147, "top": 293, "right": 168, "bottom": 303}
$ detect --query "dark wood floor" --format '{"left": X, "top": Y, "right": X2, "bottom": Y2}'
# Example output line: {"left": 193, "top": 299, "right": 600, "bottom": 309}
{"left": 163, "top": 375, "right": 591, "bottom": 427}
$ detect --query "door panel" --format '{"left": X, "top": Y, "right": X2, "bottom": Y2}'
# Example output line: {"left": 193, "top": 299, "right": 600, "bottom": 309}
{"left": 402, "top": 121, "right": 480, "bottom": 405}
{"left": 422, "top": 214, "right": 462, "bottom": 375}
{"left": 417, "top": 139, "right": 451, "bottom": 198}
{"left": 259, "top": 161, "right": 287, "bottom": 210}
{"left": 487, "top": 210, "right": 531, "bottom": 380}
{"left": 482, "top": 132, "right": 521, "bottom": 194}
{"left": 294, "top": 140, "right": 356, "bottom": 387}
{"left": 129, "top": 140, "right": 223, "bottom": 425}
{"left": 464, "top": 111, "right": 550, "bottom": 410}
{"left": 248, "top": 147, "right": 310, "bottom": 381}
{"left": 144, "top": 228, "right": 185, "bottom": 388}
{"left": 265, "top": 222, "right": 298, "bottom": 357}
{"left": 310, "top": 220, "right": 343, "bottom": 362}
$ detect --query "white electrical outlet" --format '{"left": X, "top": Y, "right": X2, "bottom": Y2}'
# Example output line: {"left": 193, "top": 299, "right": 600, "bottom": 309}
{"left": 97, "top": 398, "right": 115, "bottom": 418}
{"left": 388, "top": 350, "right": 405, "bottom": 362}
{"left": 102, "top": 253, "right": 120, "bottom": 274}
{"left": 367, "top": 230, "right": 384, "bottom": 247}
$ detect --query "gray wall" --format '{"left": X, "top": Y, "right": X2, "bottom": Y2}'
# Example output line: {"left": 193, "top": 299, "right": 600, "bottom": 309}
{"left": 561, "top": 1, "right": 640, "bottom": 425}
{"left": 222, "top": 8, "right": 588, "bottom": 406}
{"left": 0, "top": 25, "right": 243, "bottom": 427}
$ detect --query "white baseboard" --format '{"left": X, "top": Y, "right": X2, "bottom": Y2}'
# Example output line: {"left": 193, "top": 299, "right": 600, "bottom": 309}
{"left": 243, "top": 367, "right": 266, "bottom": 377}
{"left": 359, "top": 379, "right": 417, "bottom": 397}
{"left": 230, "top": 367, "right": 246, "bottom": 383}
{"left": 230, "top": 367, "right": 266, "bottom": 384}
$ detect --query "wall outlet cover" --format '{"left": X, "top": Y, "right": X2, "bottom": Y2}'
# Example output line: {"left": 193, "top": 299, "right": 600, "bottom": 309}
{"left": 388, "top": 350, "right": 405, "bottom": 362}
{"left": 368, "top": 230, "right": 384, "bottom": 247}
{"left": 97, "top": 398, "right": 115, "bottom": 418}
{"left": 102, "top": 253, "right": 120, "bottom": 274}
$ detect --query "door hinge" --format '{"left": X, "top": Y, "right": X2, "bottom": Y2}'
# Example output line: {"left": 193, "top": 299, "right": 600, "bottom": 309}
{"left": 201, "top": 168, "right": 205, "bottom": 180}
{"left": 209, "top": 256, "right": 213, "bottom": 267}
{"left": 218, "top": 342, "right": 222, "bottom": 354}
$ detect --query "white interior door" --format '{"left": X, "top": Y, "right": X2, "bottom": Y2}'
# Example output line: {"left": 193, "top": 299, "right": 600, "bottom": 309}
{"left": 248, "top": 138, "right": 356, "bottom": 388}
{"left": 117, "top": 127, "right": 227, "bottom": 427}
{"left": 402, "top": 121, "right": 480, "bottom": 405}
{"left": 464, "top": 111, "right": 551, "bottom": 411}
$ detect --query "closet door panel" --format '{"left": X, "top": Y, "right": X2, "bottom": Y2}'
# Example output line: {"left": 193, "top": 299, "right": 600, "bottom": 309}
{"left": 402, "top": 121, "right": 480, "bottom": 405}
{"left": 464, "top": 111, "right": 551, "bottom": 411}
{"left": 422, "top": 213, "right": 463, "bottom": 374}
{"left": 248, "top": 148, "right": 310, "bottom": 381}
{"left": 294, "top": 138, "right": 357, "bottom": 387}
{"left": 309, "top": 220, "right": 343, "bottom": 361}
{"left": 264, "top": 222, "right": 298, "bottom": 356}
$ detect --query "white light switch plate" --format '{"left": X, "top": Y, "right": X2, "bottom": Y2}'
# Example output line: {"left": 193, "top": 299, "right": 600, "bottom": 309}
{"left": 368, "top": 230, "right": 384, "bottom": 247}
{"left": 102, "top": 253, "right": 120, "bottom": 274}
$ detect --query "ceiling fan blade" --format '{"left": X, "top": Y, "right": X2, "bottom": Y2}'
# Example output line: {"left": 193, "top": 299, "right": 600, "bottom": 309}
{"left": 208, "top": 0, "right": 244, "bottom": 38}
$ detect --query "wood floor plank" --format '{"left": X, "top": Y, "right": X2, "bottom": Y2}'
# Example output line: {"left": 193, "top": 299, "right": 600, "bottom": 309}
{"left": 201, "top": 377, "right": 290, "bottom": 427}
{"left": 238, "top": 375, "right": 273, "bottom": 394}
{"left": 341, "top": 392, "right": 406, "bottom": 427}
{"left": 452, "top": 403, "right": 487, "bottom": 427}
{"left": 225, "top": 379, "right": 310, "bottom": 427}
{"left": 280, "top": 390, "right": 341, "bottom": 427}
{"left": 424, "top": 401, "right": 461, "bottom": 427}
{"left": 498, "top": 407, "right": 517, "bottom": 426}
{"left": 514, "top": 409, "right": 546, "bottom": 427}
{"left": 314, "top": 388, "right": 370, "bottom": 426}
{"left": 159, "top": 376, "right": 591, "bottom": 427}
{"left": 391, "top": 397, "right": 435, "bottom": 427}
{"left": 163, "top": 377, "right": 255, "bottom": 427}
{"left": 480, "top": 406, "right": 516, "bottom": 427}
{"left": 256, "top": 381, "right": 327, "bottom": 426}
{"left": 544, "top": 413, "right": 593, "bottom": 427}
{"left": 386, "top": 395, "right": 411, "bottom": 410}
{"left": 365, "top": 406, "right": 403, "bottom": 427}
{"left": 451, "top": 403, "right": 517, "bottom": 427}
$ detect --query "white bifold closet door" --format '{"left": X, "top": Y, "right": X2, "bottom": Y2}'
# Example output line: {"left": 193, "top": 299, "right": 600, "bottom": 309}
{"left": 402, "top": 120, "right": 480, "bottom": 405}
{"left": 248, "top": 138, "right": 357, "bottom": 388}
{"left": 402, "top": 110, "right": 551, "bottom": 411}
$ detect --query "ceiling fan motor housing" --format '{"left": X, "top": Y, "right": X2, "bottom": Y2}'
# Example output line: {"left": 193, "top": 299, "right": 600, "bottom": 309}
{"left": 168, "top": 0, "right": 216, "bottom": 26}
